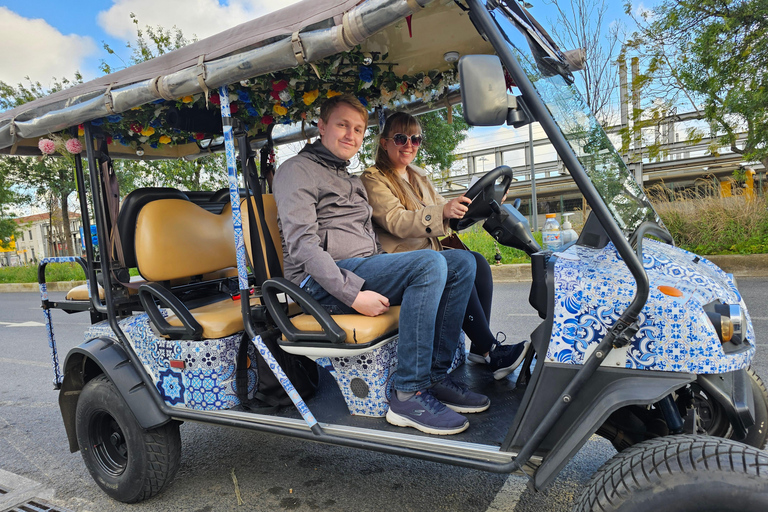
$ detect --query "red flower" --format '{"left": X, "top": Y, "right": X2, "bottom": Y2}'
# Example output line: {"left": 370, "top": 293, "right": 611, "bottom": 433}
{"left": 272, "top": 79, "right": 288, "bottom": 92}
{"left": 194, "top": 132, "right": 206, "bottom": 140}
{"left": 129, "top": 122, "right": 143, "bottom": 133}
{"left": 229, "top": 102, "right": 238, "bottom": 114}
{"left": 270, "top": 90, "right": 281, "bottom": 101}
{"left": 261, "top": 115, "right": 274, "bottom": 125}
{"left": 210, "top": 92, "right": 220, "bottom": 105}
{"left": 106, "top": 136, "right": 113, "bottom": 145}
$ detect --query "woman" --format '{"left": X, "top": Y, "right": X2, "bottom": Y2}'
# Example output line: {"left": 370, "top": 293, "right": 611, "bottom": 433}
{"left": 361, "top": 112, "right": 529, "bottom": 380}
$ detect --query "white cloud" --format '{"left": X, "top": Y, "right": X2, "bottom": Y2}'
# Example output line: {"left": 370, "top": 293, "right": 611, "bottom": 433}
{"left": 97, "top": 0, "right": 302, "bottom": 42}
{"left": 0, "top": 7, "right": 98, "bottom": 86}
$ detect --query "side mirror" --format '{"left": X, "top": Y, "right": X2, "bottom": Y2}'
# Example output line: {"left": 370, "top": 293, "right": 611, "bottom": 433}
{"left": 458, "top": 55, "right": 532, "bottom": 128}
{"left": 458, "top": 55, "right": 508, "bottom": 126}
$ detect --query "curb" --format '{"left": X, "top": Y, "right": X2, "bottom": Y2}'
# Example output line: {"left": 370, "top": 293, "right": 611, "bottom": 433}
{"left": 0, "top": 280, "right": 85, "bottom": 293}
{"left": 1, "top": 254, "right": 767, "bottom": 291}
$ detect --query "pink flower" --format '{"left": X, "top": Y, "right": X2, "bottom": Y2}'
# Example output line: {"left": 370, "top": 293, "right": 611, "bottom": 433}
{"left": 65, "top": 138, "right": 83, "bottom": 154}
{"left": 38, "top": 138, "right": 56, "bottom": 155}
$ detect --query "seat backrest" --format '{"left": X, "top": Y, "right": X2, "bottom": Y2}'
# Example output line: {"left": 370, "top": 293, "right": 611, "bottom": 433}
{"left": 241, "top": 194, "right": 284, "bottom": 279}
{"left": 117, "top": 187, "right": 190, "bottom": 268}
{"left": 134, "top": 198, "right": 236, "bottom": 282}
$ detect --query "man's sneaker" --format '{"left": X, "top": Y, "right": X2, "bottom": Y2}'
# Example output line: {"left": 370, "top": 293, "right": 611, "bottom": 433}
{"left": 431, "top": 375, "right": 490, "bottom": 413}
{"left": 386, "top": 390, "right": 469, "bottom": 435}
{"left": 489, "top": 340, "right": 530, "bottom": 380}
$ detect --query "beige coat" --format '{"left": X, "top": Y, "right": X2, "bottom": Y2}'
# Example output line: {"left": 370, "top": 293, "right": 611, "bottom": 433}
{"left": 361, "top": 165, "right": 450, "bottom": 253}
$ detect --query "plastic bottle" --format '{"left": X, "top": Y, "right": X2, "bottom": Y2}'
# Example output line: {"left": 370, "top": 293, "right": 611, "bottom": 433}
{"left": 560, "top": 213, "right": 578, "bottom": 246}
{"left": 542, "top": 213, "right": 562, "bottom": 251}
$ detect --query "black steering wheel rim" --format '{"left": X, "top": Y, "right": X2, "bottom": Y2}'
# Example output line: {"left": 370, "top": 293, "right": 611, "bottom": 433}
{"left": 449, "top": 165, "right": 514, "bottom": 232}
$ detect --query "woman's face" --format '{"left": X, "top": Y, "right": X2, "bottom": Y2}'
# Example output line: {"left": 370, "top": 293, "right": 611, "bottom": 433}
{"left": 381, "top": 127, "right": 422, "bottom": 170}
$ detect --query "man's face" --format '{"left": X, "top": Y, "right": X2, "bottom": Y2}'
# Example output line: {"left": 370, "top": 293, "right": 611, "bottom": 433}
{"left": 317, "top": 103, "right": 367, "bottom": 162}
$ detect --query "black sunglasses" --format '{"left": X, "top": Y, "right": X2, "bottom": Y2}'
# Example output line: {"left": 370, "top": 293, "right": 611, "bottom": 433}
{"left": 388, "top": 133, "right": 424, "bottom": 147}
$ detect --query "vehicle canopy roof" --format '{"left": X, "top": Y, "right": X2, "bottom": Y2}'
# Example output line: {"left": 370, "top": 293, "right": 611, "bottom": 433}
{"left": 0, "top": 0, "right": 493, "bottom": 159}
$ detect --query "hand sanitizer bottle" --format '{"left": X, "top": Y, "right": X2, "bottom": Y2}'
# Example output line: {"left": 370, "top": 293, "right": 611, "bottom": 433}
{"left": 561, "top": 213, "right": 578, "bottom": 246}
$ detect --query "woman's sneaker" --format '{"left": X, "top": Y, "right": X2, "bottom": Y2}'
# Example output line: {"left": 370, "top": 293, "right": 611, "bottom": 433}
{"left": 431, "top": 375, "right": 490, "bottom": 413}
{"left": 489, "top": 341, "right": 530, "bottom": 380}
{"left": 386, "top": 390, "right": 469, "bottom": 435}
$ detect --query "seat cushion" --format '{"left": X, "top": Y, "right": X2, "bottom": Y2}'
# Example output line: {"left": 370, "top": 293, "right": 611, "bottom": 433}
{"left": 286, "top": 306, "right": 400, "bottom": 344}
{"left": 165, "top": 296, "right": 260, "bottom": 340}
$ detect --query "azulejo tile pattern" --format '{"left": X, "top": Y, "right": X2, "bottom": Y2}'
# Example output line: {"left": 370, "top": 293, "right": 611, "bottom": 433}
{"left": 317, "top": 333, "right": 467, "bottom": 417}
{"left": 84, "top": 312, "right": 257, "bottom": 410}
{"left": 546, "top": 240, "right": 755, "bottom": 374}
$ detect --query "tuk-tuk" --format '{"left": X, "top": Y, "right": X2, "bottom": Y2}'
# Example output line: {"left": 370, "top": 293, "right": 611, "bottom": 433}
{"left": 1, "top": 1, "right": 766, "bottom": 510}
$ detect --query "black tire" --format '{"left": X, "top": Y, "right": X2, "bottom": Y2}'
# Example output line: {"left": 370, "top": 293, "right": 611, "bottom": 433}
{"left": 573, "top": 435, "right": 768, "bottom": 512}
{"left": 692, "top": 367, "right": 768, "bottom": 449}
{"left": 75, "top": 374, "right": 181, "bottom": 503}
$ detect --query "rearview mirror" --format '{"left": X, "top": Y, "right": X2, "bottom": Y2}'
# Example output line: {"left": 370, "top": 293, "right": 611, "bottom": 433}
{"left": 458, "top": 55, "right": 509, "bottom": 126}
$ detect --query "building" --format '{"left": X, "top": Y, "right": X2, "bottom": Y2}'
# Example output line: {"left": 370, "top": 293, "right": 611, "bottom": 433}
{"left": 0, "top": 212, "right": 82, "bottom": 266}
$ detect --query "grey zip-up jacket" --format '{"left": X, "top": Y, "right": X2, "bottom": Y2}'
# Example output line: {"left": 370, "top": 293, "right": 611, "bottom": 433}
{"left": 273, "top": 140, "right": 381, "bottom": 307}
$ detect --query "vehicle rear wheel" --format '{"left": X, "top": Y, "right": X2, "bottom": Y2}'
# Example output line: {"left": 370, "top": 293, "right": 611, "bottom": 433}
{"left": 692, "top": 367, "right": 768, "bottom": 449}
{"left": 572, "top": 435, "right": 768, "bottom": 512}
{"left": 75, "top": 374, "right": 181, "bottom": 503}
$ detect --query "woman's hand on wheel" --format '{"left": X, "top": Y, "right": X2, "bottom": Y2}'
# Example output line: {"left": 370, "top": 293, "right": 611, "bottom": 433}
{"left": 443, "top": 196, "right": 472, "bottom": 219}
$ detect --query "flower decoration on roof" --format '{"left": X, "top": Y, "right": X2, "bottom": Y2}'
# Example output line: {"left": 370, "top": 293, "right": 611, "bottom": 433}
{"left": 55, "top": 45, "right": 457, "bottom": 154}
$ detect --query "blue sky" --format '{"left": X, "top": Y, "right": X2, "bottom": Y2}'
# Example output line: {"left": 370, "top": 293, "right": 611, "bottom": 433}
{"left": 0, "top": 0, "right": 302, "bottom": 86}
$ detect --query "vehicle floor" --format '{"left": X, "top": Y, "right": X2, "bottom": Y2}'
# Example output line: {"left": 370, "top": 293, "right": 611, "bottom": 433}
{"left": 264, "top": 360, "right": 529, "bottom": 446}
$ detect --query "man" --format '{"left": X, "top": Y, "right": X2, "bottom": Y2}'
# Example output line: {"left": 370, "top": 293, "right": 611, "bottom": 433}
{"left": 273, "top": 94, "right": 488, "bottom": 435}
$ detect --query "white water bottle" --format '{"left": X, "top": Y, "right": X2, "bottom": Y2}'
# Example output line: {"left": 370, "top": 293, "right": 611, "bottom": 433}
{"left": 542, "top": 213, "right": 562, "bottom": 251}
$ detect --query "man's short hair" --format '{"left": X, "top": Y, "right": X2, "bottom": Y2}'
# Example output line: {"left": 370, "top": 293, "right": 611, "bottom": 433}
{"left": 320, "top": 94, "right": 369, "bottom": 124}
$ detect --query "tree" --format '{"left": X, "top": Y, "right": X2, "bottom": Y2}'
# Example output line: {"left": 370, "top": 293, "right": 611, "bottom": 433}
{"left": 540, "top": 0, "right": 624, "bottom": 124}
{"left": 0, "top": 169, "right": 25, "bottom": 244}
{"left": 628, "top": 0, "right": 768, "bottom": 171}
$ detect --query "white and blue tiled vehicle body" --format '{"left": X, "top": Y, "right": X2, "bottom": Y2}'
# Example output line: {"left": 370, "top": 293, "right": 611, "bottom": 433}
{"left": 547, "top": 239, "right": 754, "bottom": 374}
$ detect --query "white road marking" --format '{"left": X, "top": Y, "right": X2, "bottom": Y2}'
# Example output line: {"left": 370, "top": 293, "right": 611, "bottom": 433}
{"left": 0, "top": 321, "right": 45, "bottom": 327}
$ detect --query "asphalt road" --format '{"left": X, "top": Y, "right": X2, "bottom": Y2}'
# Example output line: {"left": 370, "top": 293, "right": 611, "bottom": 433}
{"left": 0, "top": 278, "right": 766, "bottom": 512}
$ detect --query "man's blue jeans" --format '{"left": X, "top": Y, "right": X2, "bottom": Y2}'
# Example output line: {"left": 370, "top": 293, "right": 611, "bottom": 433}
{"left": 302, "top": 249, "right": 477, "bottom": 392}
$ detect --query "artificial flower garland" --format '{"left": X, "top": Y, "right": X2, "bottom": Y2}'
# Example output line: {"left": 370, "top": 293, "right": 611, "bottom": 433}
{"left": 41, "top": 46, "right": 457, "bottom": 154}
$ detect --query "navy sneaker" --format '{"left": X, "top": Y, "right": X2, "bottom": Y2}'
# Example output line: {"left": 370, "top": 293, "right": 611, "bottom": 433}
{"left": 431, "top": 375, "right": 490, "bottom": 413}
{"left": 489, "top": 341, "right": 530, "bottom": 380}
{"left": 467, "top": 332, "right": 508, "bottom": 364}
{"left": 386, "top": 390, "right": 469, "bottom": 435}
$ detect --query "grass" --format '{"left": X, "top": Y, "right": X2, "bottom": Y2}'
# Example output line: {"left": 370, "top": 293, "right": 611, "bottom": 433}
{"left": 457, "top": 225, "right": 542, "bottom": 265}
{"left": 0, "top": 262, "right": 86, "bottom": 284}
{"left": 648, "top": 183, "right": 768, "bottom": 255}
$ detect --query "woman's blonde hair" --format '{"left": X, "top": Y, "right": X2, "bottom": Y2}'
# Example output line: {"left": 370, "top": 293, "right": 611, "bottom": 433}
{"left": 375, "top": 112, "right": 425, "bottom": 211}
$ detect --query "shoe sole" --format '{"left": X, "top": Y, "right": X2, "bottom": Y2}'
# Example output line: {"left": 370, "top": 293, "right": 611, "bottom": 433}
{"left": 443, "top": 400, "right": 490, "bottom": 414}
{"left": 385, "top": 409, "right": 469, "bottom": 435}
{"left": 466, "top": 352, "right": 487, "bottom": 364}
{"left": 493, "top": 342, "right": 531, "bottom": 380}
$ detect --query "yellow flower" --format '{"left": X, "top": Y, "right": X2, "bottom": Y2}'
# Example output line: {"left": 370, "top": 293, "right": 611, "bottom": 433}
{"left": 181, "top": 95, "right": 194, "bottom": 103}
{"left": 158, "top": 135, "right": 172, "bottom": 144}
{"left": 273, "top": 104, "right": 288, "bottom": 116}
{"left": 326, "top": 90, "right": 341, "bottom": 98}
{"left": 303, "top": 89, "right": 319, "bottom": 105}
{"left": 131, "top": 106, "right": 142, "bottom": 111}
{"left": 141, "top": 127, "right": 155, "bottom": 136}
{"left": 78, "top": 127, "right": 84, "bottom": 136}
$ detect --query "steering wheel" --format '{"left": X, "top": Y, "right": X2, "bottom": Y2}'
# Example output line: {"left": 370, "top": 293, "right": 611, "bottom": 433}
{"left": 450, "top": 165, "right": 514, "bottom": 231}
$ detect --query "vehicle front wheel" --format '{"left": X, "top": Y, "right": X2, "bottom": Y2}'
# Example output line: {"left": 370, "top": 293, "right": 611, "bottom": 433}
{"left": 75, "top": 374, "right": 181, "bottom": 503}
{"left": 573, "top": 435, "right": 768, "bottom": 512}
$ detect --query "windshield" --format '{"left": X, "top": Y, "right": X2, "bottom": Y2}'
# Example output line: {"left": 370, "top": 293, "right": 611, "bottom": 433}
{"left": 490, "top": 2, "right": 662, "bottom": 239}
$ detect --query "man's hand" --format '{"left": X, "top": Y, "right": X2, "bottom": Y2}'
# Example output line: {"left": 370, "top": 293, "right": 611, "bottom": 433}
{"left": 351, "top": 290, "right": 390, "bottom": 316}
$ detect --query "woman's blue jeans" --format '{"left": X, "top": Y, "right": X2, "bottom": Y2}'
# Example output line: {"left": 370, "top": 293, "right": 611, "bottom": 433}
{"left": 302, "top": 249, "right": 476, "bottom": 392}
